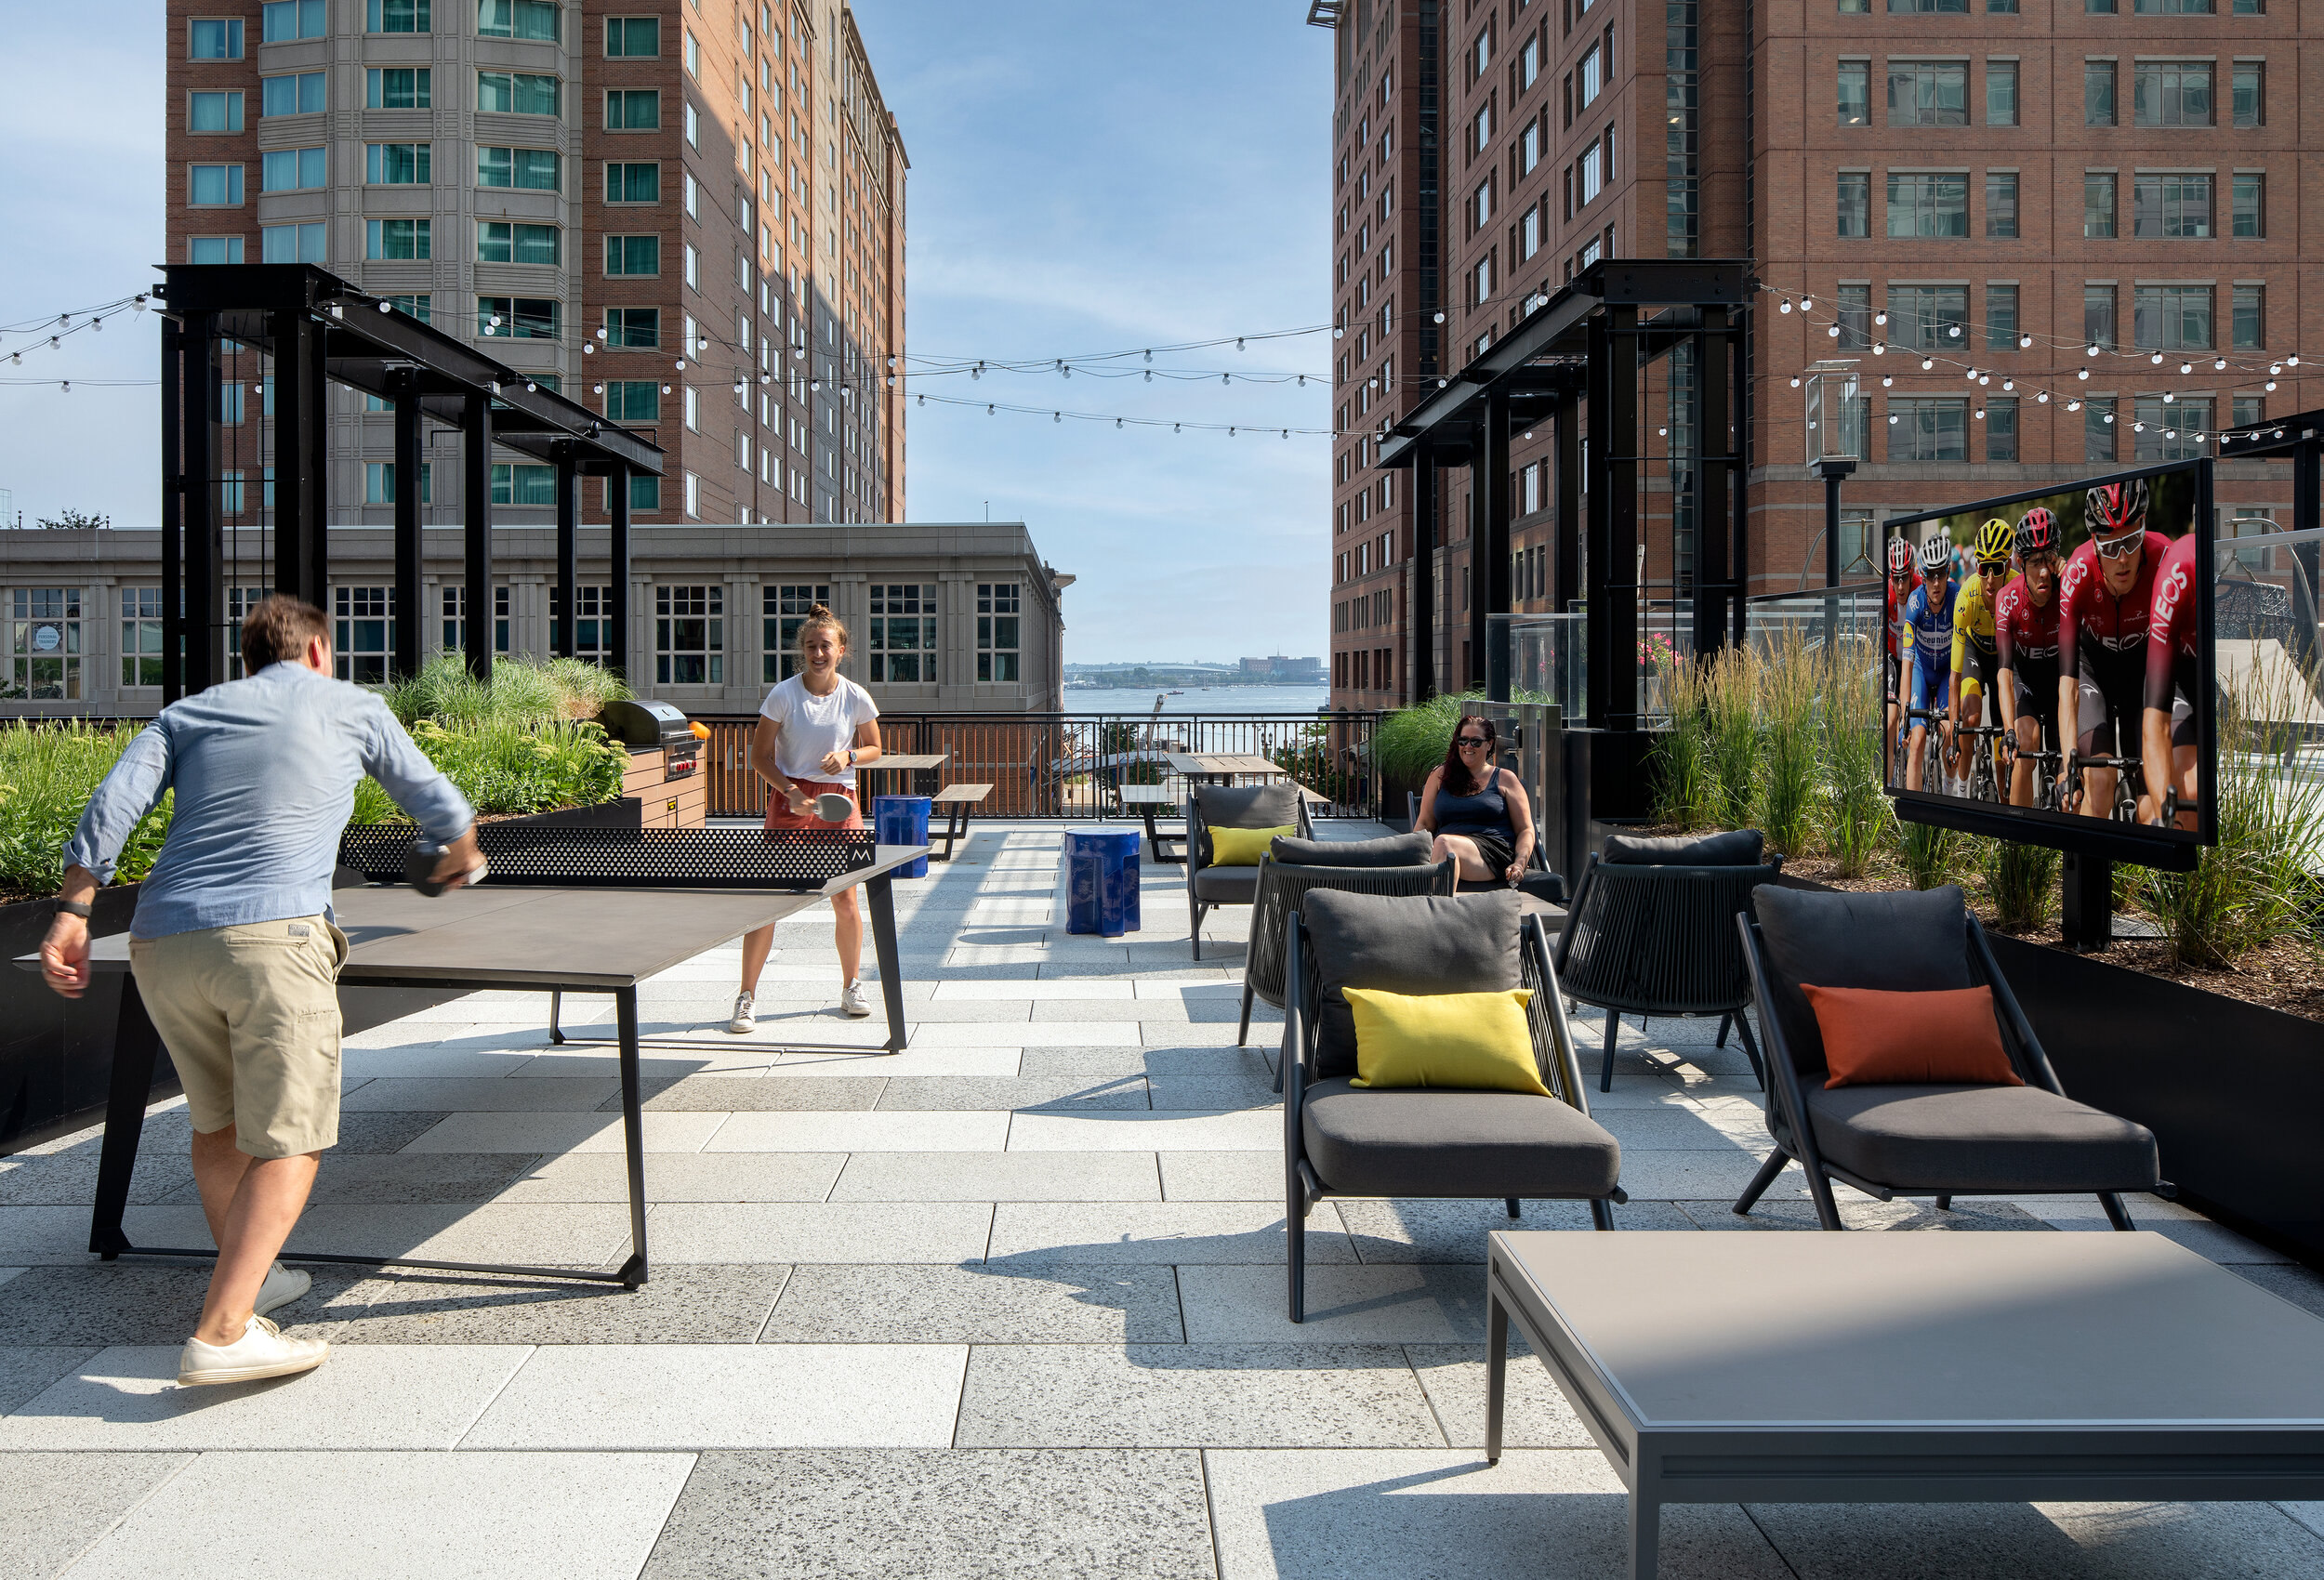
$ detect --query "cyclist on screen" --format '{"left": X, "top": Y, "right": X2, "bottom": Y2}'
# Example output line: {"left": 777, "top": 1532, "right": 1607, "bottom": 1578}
{"left": 1882, "top": 534, "right": 1919, "bottom": 783}
{"left": 2057, "top": 477, "right": 2172, "bottom": 822}
{"left": 2142, "top": 531, "right": 2203, "bottom": 830}
{"left": 1899, "top": 533, "right": 1957, "bottom": 793}
{"left": 1947, "top": 517, "right": 2014, "bottom": 796}
{"left": 1995, "top": 507, "right": 2064, "bottom": 808}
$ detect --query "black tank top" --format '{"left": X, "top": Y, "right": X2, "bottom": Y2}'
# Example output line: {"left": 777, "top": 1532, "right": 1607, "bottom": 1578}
{"left": 1433, "top": 774, "right": 1512, "bottom": 841}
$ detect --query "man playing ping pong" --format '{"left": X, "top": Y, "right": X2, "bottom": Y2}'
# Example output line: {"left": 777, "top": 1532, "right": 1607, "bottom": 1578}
{"left": 41, "top": 595, "right": 481, "bottom": 1387}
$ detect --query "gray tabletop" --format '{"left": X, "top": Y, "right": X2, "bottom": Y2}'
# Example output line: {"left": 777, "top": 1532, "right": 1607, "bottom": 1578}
{"left": 1493, "top": 1230, "right": 2324, "bottom": 1429}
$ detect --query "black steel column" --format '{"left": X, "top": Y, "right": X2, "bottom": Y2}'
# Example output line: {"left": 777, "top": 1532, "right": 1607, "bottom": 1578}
{"left": 392, "top": 377, "right": 423, "bottom": 680}
{"left": 160, "top": 316, "right": 185, "bottom": 703}
{"left": 183, "top": 313, "right": 225, "bottom": 693}
{"left": 1732, "top": 301, "right": 1751, "bottom": 647}
{"left": 1474, "top": 388, "right": 1512, "bottom": 702}
{"left": 1605, "top": 306, "right": 1639, "bottom": 728}
{"left": 608, "top": 461, "right": 633, "bottom": 678}
{"left": 553, "top": 445, "right": 578, "bottom": 659}
{"left": 461, "top": 390, "right": 493, "bottom": 681}
{"left": 2291, "top": 433, "right": 2320, "bottom": 668}
{"left": 1695, "top": 308, "right": 1731, "bottom": 656}
{"left": 271, "top": 309, "right": 324, "bottom": 605}
{"left": 1408, "top": 439, "right": 1436, "bottom": 702}
{"left": 1554, "top": 386, "right": 1580, "bottom": 613}
{"left": 306, "top": 312, "right": 330, "bottom": 594}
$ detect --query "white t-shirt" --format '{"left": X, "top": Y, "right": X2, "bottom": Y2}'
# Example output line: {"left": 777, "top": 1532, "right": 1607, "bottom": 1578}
{"left": 758, "top": 672, "right": 880, "bottom": 786}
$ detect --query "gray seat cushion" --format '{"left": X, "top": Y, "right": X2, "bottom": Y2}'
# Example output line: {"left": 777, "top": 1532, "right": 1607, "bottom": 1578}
{"left": 1302, "top": 1078, "right": 1620, "bottom": 1198}
{"left": 1271, "top": 831, "right": 1432, "bottom": 867}
{"left": 1805, "top": 1083, "right": 2159, "bottom": 1192}
{"left": 1753, "top": 885, "right": 1973, "bottom": 1077}
{"left": 1301, "top": 889, "right": 1522, "bottom": 1080}
{"left": 1603, "top": 829, "right": 1765, "bottom": 866}
{"left": 1193, "top": 865, "right": 1260, "bottom": 904}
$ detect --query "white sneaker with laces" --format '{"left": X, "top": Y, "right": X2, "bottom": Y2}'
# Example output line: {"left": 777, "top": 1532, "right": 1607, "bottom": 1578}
{"left": 178, "top": 1313, "right": 328, "bottom": 1387}
{"left": 728, "top": 991, "right": 757, "bottom": 1034}
{"left": 841, "top": 980, "right": 871, "bottom": 1019}
{"left": 254, "top": 1260, "right": 310, "bottom": 1319}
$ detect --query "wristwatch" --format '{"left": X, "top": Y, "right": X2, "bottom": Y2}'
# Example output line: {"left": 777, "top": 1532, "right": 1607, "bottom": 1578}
{"left": 845, "top": 746, "right": 857, "bottom": 767}
{"left": 55, "top": 900, "right": 91, "bottom": 919}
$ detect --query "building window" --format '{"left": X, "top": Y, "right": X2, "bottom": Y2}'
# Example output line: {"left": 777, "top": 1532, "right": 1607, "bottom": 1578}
{"left": 2085, "top": 397, "right": 2118, "bottom": 463}
{"left": 477, "top": 0, "right": 559, "bottom": 40}
{"left": 1840, "top": 510, "right": 1877, "bottom": 575}
{"left": 189, "top": 91, "right": 244, "bottom": 134}
{"left": 683, "top": 387, "right": 699, "bottom": 432}
{"left": 365, "top": 218, "right": 430, "bottom": 260}
{"left": 2231, "top": 63, "right": 2264, "bottom": 128}
{"left": 604, "top": 380, "right": 659, "bottom": 422}
{"left": 604, "top": 235, "right": 660, "bottom": 276}
{"left": 2231, "top": 172, "right": 2265, "bottom": 237}
{"left": 1838, "top": 60, "right": 1868, "bottom": 125}
{"left": 261, "top": 223, "right": 327, "bottom": 264}
{"left": 261, "top": 72, "right": 327, "bottom": 116}
{"left": 1836, "top": 173, "right": 1869, "bottom": 236}
{"left": 188, "top": 165, "right": 244, "bottom": 206}
{"left": 383, "top": 295, "right": 429, "bottom": 323}
{"left": 2134, "top": 172, "right": 2212, "bottom": 239}
{"left": 9, "top": 588, "right": 82, "bottom": 701}
{"left": 478, "top": 221, "right": 560, "bottom": 265}
{"left": 1986, "top": 171, "right": 2017, "bottom": 238}
{"left": 363, "top": 143, "right": 430, "bottom": 185}
{"left": 2083, "top": 284, "right": 2118, "bottom": 350}
{"left": 1519, "top": 118, "right": 1541, "bottom": 175}
{"left": 2134, "top": 0, "right": 2213, "bottom": 8}
{"left": 605, "top": 161, "right": 659, "bottom": 203}
{"left": 476, "top": 296, "right": 558, "bottom": 342}
{"left": 1578, "top": 138, "right": 1607, "bottom": 205}
{"left": 868, "top": 584, "right": 936, "bottom": 683}
{"left": 1837, "top": 283, "right": 1872, "bottom": 349}
{"left": 1889, "top": 399, "right": 1969, "bottom": 462}
{"left": 1987, "top": 398, "right": 2018, "bottom": 462}
{"left": 762, "top": 584, "right": 832, "bottom": 682}
{"left": 1890, "top": 0, "right": 1967, "bottom": 8}
{"left": 684, "top": 28, "right": 701, "bottom": 77}
{"left": 683, "top": 471, "right": 701, "bottom": 518}
{"left": 976, "top": 584, "right": 1022, "bottom": 683}
{"left": 189, "top": 18, "right": 244, "bottom": 59}
{"left": 1520, "top": 204, "right": 1542, "bottom": 258}
{"left": 605, "top": 88, "right": 660, "bottom": 130}
{"left": 2232, "top": 283, "right": 2264, "bottom": 349}
{"left": 1886, "top": 173, "right": 1968, "bottom": 238}
{"left": 1987, "top": 284, "right": 2019, "bottom": 349}
{"left": 2232, "top": 395, "right": 2265, "bottom": 432}
{"left": 441, "top": 586, "right": 511, "bottom": 654}
{"left": 489, "top": 463, "right": 556, "bottom": 506}
{"left": 1888, "top": 62, "right": 1967, "bottom": 127}
{"left": 120, "top": 588, "right": 167, "bottom": 689}
{"left": 2084, "top": 61, "right": 2116, "bottom": 126}
{"left": 189, "top": 237, "right": 244, "bottom": 265}
{"left": 2133, "top": 284, "right": 2212, "bottom": 350}
{"left": 333, "top": 587, "right": 396, "bottom": 684}
{"left": 606, "top": 16, "right": 659, "bottom": 54}
{"left": 2083, "top": 172, "right": 2117, "bottom": 239}
{"left": 363, "top": 68, "right": 429, "bottom": 110}
{"left": 603, "top": 307, "right": 659, "bottom": 349}
{"left": 262, "top": 0, "right": 324, "bottom": 38}
{"left": 2133, "top": 397, "right": 2211, "bottom": 461}
{"left": 363, "top": 461, "right": 430, "bottom": 505}
{"left": 478, "top": 147, "right": 559, "bottom": 189}
{"left": 2133, "top": 62, "right": 2212, "bottom": 126}
{"left": 684, "top": 101, "right": 700, "bottom": 148}
{"left": 654, "top": 585, "right": 723, "bottom": 685}
{"left": 550, "top": 586, "right": 614, "bottom": 665}
{"left": 366, "top": 0, "right": 429, "bottom": 32}
{"left": 479, "top": 72, "right": 560, "bottom": 116}
{"left": 1987, "top": 60, "right": 2018, "bottom": 125}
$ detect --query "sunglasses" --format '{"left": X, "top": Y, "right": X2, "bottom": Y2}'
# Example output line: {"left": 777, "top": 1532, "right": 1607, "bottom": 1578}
{"left": 2094, "top": 530, "right": 2145, "bottom": 560}
{"left": 1455, "top": 735, "right": 1490, "bottom": 747}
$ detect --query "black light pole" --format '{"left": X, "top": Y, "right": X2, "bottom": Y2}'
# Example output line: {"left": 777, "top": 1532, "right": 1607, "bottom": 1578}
{"left": 1816, "top": 458, "right": 1855, "bottom": 650}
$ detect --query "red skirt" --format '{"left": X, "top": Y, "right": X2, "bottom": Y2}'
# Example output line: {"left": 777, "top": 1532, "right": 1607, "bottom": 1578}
{"left": 763, "top": 778, "right": 863, "bottom": 830}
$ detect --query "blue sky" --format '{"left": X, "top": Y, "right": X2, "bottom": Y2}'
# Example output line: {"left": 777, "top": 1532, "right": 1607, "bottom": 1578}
{"left": 0, "top": 1, "right": 1334, "bottom": 665}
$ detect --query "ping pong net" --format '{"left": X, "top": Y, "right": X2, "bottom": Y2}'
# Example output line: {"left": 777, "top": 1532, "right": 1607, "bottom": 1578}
{"left": 337, "top": 823, "right": 878, "bottom": 890}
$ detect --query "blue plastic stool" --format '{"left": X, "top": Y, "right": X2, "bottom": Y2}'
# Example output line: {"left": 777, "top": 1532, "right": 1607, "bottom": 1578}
{"left": 872, "top": 795, "right": 931, "bottom": 879}
{"left": 1066, "top": 829, "right": 1142, "bottom": 936}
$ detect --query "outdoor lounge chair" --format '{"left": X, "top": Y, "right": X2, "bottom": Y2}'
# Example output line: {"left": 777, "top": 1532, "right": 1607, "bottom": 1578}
{"left": 1185, "top": 783, "right": 1314, "bottom": 959}
{"left": 1553, "top": 830, "right": 1783, "bottom": 1092}
{"left": 1733, "top": 884, "right": 2168, "bottom": 1231}
{"left": 1282, "top": 888, "right": 1624, "bottom": 1322}
{"left": 1406, "top": 789, "right": 1566, "bottom": 908}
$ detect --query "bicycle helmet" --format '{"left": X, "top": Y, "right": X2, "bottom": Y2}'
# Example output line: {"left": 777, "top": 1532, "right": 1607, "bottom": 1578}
{"left": 1915, "top": 533, "right": 1953, "bottom": 574}
{"left": 1886, "top": 534, "right": 1915, "bottom": 575}
{"left": 2014, "top": 506, "right": 2060, "bottom": 558}
{"left": 2086, "top": 477, "right": 2150, "bottom": 537}
{"left": 1974, "top": 517, "right": 2014, "bottom": 567}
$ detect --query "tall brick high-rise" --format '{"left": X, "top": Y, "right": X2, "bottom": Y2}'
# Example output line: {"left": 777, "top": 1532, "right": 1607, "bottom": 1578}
{"left": 1318, "top": 0, "right": 2313, "bottom": 708}
{"left": 165, "top": 0, "right": 905, "bottom": 537}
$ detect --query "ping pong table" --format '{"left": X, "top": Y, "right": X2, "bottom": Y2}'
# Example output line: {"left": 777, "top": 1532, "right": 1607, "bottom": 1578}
{"left": 56, "top": 840, "right": 926, "bottom": 1292}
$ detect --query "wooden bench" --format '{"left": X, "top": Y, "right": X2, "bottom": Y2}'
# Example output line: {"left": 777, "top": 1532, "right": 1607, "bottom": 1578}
{"left": 1116, "top": 784, "right": 1185, "bottom": 863}
{"left": 929, "top": 783, "right": 992, "bottom": 861}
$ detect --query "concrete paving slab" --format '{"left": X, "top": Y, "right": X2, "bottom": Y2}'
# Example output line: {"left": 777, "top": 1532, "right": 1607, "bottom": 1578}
{"left": 402, "top": 1112, "right": 728, "bottom": 1154}
{"left": 646, "top": 1202, "right": 994, "bottom": 1264}
{"left": 0, "top": 1345, "right": 101, "bottom": 1412}
{"left": 826, "top": 1152, "right": 1160, "bottom": 1204}
{"left": 1745, "top": 1496, "right": 2324, "bottom": 1579}
{"left": 761, "top": 1264, "right": 1183, "bottom": 1344}
{"left": 1009, "top": 1111, "right": 1280, "bottom": 1152}
{"left": 1017, "top": 1047, "right": 1261, "bottom": 1077}
{"left": 911, "top": 1022, "right": 1143, "bottom": 1047}
{"left": 1333, "top": 1198, "right": 1695, "bottom": 1262}
{"left": 0, "top": 1450, "right": 192, "bottom": 1580}
{"left": 875, "top": 1075, "right": 1151, "bottom": 1111}
{"left": 1159, "top": 1152, "right": 1285, "bottom": 1202}
{"left": 1406, "top": 1339, "right": 1597, "bottom": 1449}
{"left": 0, "top": 1144, "right": 194, "bottom": 1207}
{"left": 935, "top": 979, "right": 1138, "bottom": 1000}
{"left": 306, "top": 1263, "right": 791, "bottom": 1345}
{"left": 706, "top": 1111, "right": 1010, "bottom": 1152}
{"left": 340, "top": 1077, "right": 619, "bottom": 1112}
{"left": 628, "top": 1074, "right": 887, "bottom": 1112}
{"left": 988, "top": 1202, "right": 1354, "bottom": 1266}
{"left": 770, "top": 1047, "right": 1023, "bottom": 1078}
{"left": 1179, "top": 1265, "right": 1487, "bottom": 1344}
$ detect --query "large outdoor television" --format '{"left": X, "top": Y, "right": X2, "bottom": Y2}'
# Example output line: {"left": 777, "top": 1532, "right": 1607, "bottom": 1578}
{"left": 1882, "top": 458, "right": 2214, "bottom": 867}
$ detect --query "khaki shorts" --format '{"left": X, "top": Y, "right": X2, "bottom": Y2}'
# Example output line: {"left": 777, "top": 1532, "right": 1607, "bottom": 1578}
{"left": 129, "top": 915, "right": 350, "bottom": 1159}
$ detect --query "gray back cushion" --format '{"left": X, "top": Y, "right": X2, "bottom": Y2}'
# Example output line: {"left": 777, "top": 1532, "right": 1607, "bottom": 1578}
{"left": 1272, "top": 831, "right": 1432, "bottom": 868}
{"left": 1603, "top": 829, "right": 1765, "bottom": 866}
{"left": 1195, "top": 783, "right": 1302, "bottom": 867}
{"left": 1752, "top": 884, "right": 1972, "bottom": 1075}
{"left": 1301, "top": 888, "right": 1523, "bottom": 1079}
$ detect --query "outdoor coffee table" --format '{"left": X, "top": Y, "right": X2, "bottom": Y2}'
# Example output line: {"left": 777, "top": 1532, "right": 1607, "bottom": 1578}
{"left": 42, "top": 839, "right": 926, "bottom": 1294}
{"left": 1486, "top": 1230, "right": 2324, "bottom": 1580}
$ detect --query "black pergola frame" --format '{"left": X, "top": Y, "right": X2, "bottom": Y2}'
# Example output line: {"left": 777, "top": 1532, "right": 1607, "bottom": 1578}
{"left": 154, "top": 263, "right": 666, "bottom": 698}
{"left": 1376, "top": 259, "right": 1751, "bottom": 731}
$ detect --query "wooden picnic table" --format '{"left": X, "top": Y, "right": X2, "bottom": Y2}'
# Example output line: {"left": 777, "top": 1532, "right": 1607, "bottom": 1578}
{"left": 1164, "top": 752, "right": 1290, "bottom": 784}
{"left": 860, "top": 751, "right": 952, "bottom": 802}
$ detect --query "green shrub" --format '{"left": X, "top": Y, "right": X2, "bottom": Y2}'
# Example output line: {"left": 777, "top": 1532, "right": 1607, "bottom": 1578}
{"left": 1981, "top": 837, "right": 2060, "bottom": 932}
{"left": 379, "top": 652, "right": 631, "bottom": 729}
{"left": 1817, "top": 635, "right": 1889, "bottom": 876}
{"left": 0, "top": 724, "right": 172, "bottom": 898}
{"left": 1755, "top": 629, "right": 1819, "bottom": 857}
{"left": 348, "top": 718, "right": 627, "bottom": 822}
{"left": 1897, "top": 818, "right": 1961, "bottom": 890}
{"left": 1372, "top": 691, "right": 1485, "bottom": 789}
{"left": 1647, "top": 655, "right": 1714, "bottom": 829}
{"left": 1701, "top": 648, "right": 1760, "bottom": 829}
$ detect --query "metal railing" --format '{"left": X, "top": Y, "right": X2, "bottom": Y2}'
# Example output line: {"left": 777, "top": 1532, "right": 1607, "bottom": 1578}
{"left": 701, "top": 711, "right": 1387, "bottom": 821}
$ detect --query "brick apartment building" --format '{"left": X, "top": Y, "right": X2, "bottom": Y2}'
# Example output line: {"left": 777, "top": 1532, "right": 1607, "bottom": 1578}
{"left": 1319, "top": 0, "right": 2314, "bottom": 709}
{"left": 165, "top": 0, "right": 906, "bottom": 544}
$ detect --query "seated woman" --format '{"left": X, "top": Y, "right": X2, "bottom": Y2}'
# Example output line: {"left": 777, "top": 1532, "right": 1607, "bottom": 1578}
{"left": 1415, "top": 713, "right": 1536, "bottom": 890}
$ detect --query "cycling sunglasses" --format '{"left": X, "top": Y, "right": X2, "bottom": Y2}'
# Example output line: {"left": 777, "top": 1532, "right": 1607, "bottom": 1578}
{"left": 2093, "top": 529, "right": 2146, "bottom": 560}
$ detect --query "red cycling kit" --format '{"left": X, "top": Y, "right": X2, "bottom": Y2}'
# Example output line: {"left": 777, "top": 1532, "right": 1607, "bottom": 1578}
{"left": 2058, "top": 531, "right": 2188, "bottom": 756}
{"left": 1993, "top": 573, "right": 2061, "bottom": 729}
{"left": 2142, "top": 532, "right": 2202, "bottom": 731}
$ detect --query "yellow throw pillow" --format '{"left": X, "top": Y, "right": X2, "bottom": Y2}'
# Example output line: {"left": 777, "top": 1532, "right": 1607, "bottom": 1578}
{"left": 1343, "top": 986, "right": 1550, "bottom": 1096}
{"left": 1208, "top": 823, "right": 1294, "bottom": 867}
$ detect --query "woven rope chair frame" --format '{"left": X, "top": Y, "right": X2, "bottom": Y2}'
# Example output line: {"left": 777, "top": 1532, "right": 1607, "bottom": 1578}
{"left": 1184, "top": 790, "right": 1315, "bottom": 960}
{"left": 1242, "top": 857, "right": 1457, "bottom": 1069}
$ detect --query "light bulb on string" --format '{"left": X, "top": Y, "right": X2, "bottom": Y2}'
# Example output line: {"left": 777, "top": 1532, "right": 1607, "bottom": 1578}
{"left": 1921, "top": 358, "right": 1934, "bottom": 371}
{"left": 2087, "top": 345, "right": 2100, "bottom": 357}
{"left": 1873, "top": 342, "right": 1886, "bottom": 356}
{"left": 1882, "top": 375, "right": 1894, "bottom": 388}
{"left": 1802, "top": 297, "right": 1814, "bottom": 311}
{"left": 1333, "top": 327, "right": 1343, "bottom": 338}
{"left": 2267, "top": 380, "right": 2278, "bottom": 391}
{"left": 1873, "top": 311, "right": 1888, "bottom": 325}
{"left": 2035, "top": 389, "right": 2049, "bottom": 403}
{"left": 2067, "top": 400, "right": 2081, "bottom": 411}
{"left": 1827, "top": 325, "right": 1840, "bottom": 338}
{"left": 583, "top": 344, "right": 594, "bottom": 355}
{"left": 2290, "top": 356, "right": 2302, "bottom": 366}
{"left": 2180, "top": 362, "right": 2193, "bottom": 375}
{"left": 661, "top": 384, "right": 671, "bottom": 394}
{"left": 2215, "top": 359, "right": 2227, "bottom": 371}
{"left": 2078, "top": 368, "right": 2090, "bottom": 381}
{"left": 2151, "top": 352, "right": 2164, "bottom": 364}
{"left": 2163, "top": 391, "right": 2176, "bottom": 403}
{"left": 2019, "top": 335, "right": 2033, "bottom": 349}
{"left": 1778, "top": 298, "right": 1793, "bottom": 313}
{"left": 1790, "top": 375, "right": 1801, "bottom": 388}
{"left": 1975, "top": 408, "right": 1986, "bottom": 420}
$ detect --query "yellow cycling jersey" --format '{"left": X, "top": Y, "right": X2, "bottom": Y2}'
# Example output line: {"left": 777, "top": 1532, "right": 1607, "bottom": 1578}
{"left": 1949, "top": 568, "right": 2002, "bottom": 673}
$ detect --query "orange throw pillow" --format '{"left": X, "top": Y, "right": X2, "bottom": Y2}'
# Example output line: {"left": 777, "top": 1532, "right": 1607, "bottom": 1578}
{"left": 1801, "top": 983, "right": 2025, "bottom": 1090}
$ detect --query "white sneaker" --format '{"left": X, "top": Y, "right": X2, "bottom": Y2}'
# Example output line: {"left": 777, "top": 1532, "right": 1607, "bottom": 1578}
{"left": 727, "top": 991, "right": 757, "bottom": 1034}
{"left": 254, "top": 1261, "right": 310, "bottom": 1319}
{"left": 178, "top": 1313, "right": 328, "bottom": 1387}
{"left": 841, "top": 980, "right": 871, "bottom": 1019}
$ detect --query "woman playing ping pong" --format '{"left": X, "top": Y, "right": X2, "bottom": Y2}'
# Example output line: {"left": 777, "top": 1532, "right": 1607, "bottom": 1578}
{"left": 730, "top": 604, "right": 882, "bottom": 1032}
